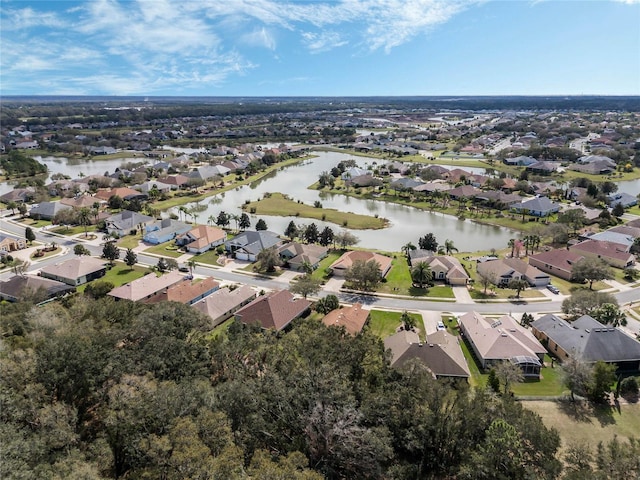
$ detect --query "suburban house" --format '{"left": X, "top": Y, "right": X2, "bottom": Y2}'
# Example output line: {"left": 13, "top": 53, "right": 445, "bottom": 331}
{"left": 329, "top": 251, "right": 393, "bottom": 278}
{"left": 224, "top": 230, "right": 283, "bottom": 261}
{"left": 512, "top": 196, "right": 561, "bottom": 217}
{"left": 445, "top": 184, "right": 481, "bottom": 200}
{"left": 570, "top": 155, "right": 617, "bottom": 175}
{"left": 134, "top": 180, "right": 173, "bottom": 195}
{"left": 0, "top": 188, "right": 34, "bottom": 204}
{"left": 234, "top": 290, "right": 311, "bottom": 331}
{"left": 0, "top": 275, "right": 75, "bottom": 303}
{"left": 95, "top": 187, "right": 148, "bottom": 202}
{"left": 525, "top": 160, "right": 557, "bottom": 175}
{"left": 143, "top": 218, "right": 191, "bottom": 244}
{"left": 105, "top": 210, "right": 153, "bottom": 237}
{"left": 531, "top": 314, "right": 640, "bottom": 375}
{"left": 384, "top": 329, "right": 471, "bottom": 380}
{"left": 176, "top": 225, "right": 227, "bottom": 253}
{"left": 277, "top": 242, "right": 329, "bottom": 271}
{"left": 29, "top": 201, "right": 72, "bottom": 221}
{"left": 192, "top": 285, "right": 257, "bottom": 327}
{"left": 458, "top": 311, "right": 546, "bottom": 377}
{"left": 412, "top": 255, "right": 469, "bottom": 285}
{"left": 608, "top": 192, "right": 638, "bottom": 209}
{"left": 569, "top": 240, "right": 636, "bottom": 269}
{"left": 145, "top": 276, "right": 219, "bottom": 305}
{"left": 60, "top": 195, "right": 103, "bottom": 209}
{"left": 476, "top": 258, "right": 550, "bottom": 287}
{"left": 39, "top": 257, "right": 107, "bottom": 286}
{"left": 108, "top": 270, "right": 185, "bottom": 302}
{"left": 189, "top": 164, "right": 230, "bottom": 181}
{"left": 341, "top": 167, "right": 368, "bottom": 180}
{"left": 158, "top": 174, "right": 191, "bottom": 189}
{"left": 583, "top": 231, "right": 635, "bottom": 251}
{"left": 503, "top": 156, "right": 537, "bottom": 166}
{"left": 0, "top": 234, "right": 26, "bottom": 253}
{"left": 321, "top": 303, "right": 370, "bottom": 335}
{"left": 528, "top": 249, "right": 586, "bottom": 281}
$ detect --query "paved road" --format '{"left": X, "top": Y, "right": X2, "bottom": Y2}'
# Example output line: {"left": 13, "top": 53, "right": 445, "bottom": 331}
{"left": 2, "top": 217, "right": 639, "bottom": 318}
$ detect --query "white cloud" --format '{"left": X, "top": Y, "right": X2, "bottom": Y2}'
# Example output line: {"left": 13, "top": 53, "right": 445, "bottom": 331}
{"left": 302, "top": 31, "right": 348, "bottom": 53}
{"left": 241, "top": 27, "right": 277, "bottom": 50}
{"left": 0, "top": 6, "right": 67, "bottom": 31}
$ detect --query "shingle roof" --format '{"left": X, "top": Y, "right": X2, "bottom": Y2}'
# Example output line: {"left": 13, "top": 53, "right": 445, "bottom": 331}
{"left": 40, "top": 257, "right": 107, "bottom": 281}
{"left": 146, "top": 277, "right": 219, "bottom": 304}
{"left": 108, "top": 271, "right": 185, "bottom": 301}
{"left": 192, "top": 285, "right": 256, "bottom": 323}
{"left": 322, "top": 303, "right": 370, "bottom": 335}
{"left": 234, "top": 290, "right": 311, "bottom": 330}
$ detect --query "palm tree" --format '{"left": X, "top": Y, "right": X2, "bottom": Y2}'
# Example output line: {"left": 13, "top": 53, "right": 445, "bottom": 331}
{"left": 178, "top": 206, "right": 188, "bottom": 222}
{"left": 77, "top": 207, "right": 92, "bottom": 238}
{"left": 401, "top": 242, "right": 416, "bottom": 259}
{"left": 231, "top": 214, "right": 241, "bottom": 233}
{"left": 207, "top": 215, "right": 216, "bottom": 226}
{"left": 508, "top": 238, "right": 516, "bottom": 258}
{"left": 187, "top": 258, "right": 197, "bottom": 276}
{"left": 444, "top": 239, "right": 458, "bottom": 255}
{"left": 411, "top": 261, "right": 432, "bottom": 289}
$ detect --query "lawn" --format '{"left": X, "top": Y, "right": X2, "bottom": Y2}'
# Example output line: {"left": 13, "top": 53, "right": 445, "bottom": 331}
{"left": 76, "top": 262, "right": 149, "bottom": 293}
{"left": 522, "top": 401, "right": 640, "bottom": 451}
{"left": 469, "top": 286, "right": 545, "bottom": 300}
{"left": 117, "top": 234, "right": 142, "bottom": 250}
{"left": 192, "top": 249, "right": 223, "bottom": 266}
{"left": 144, "top": 242, "right": 184, "bottom": 258}
{"left": 311, "top": 251, "right": 343, "bottom": 281}
{"left": 30, "top": 246, "right": 61, "bottom": 260}
{"left": 243, "top": 192, "right": 388, "bottom": 229}
{"left": 368, "top": 309, "right": 424, "bottom": 341}
{"left": 51, "top": 225, "right": 97, "bottom": 236}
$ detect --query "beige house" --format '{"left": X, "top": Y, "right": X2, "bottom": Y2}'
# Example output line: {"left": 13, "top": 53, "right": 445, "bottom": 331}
{"left": 192, "top": 285, "right": 257, "bottom": 327}
{"left": 145, "top": 277, "right": 219, "bottom": 305}
{"left": 40, "top": 257, "right": 107, "bottom": 286}
{"left": 0, "top": 234, "right": 26, "bottom": 253}
{"left": 528, "top": 249, "right": 585, "bottom": 281}
{"left": 415, "top": 255, "right": 469, "bottom": 285}
{"left": 569, "top": 240, "right": 636, "bottom": 269}
{"left": 329, "top": 251, "right": 393, "bottom": 278}
{"left": 108, "top": 270, "right": 185, "bottom": 302}
{"left": 476, "top": 258, "right": 550, "bottom": 287}
{"left": 321, "top": 303, "right": 369, "bottom": 335}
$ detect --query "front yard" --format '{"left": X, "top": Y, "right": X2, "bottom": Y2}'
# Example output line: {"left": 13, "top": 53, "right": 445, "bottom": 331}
{"left": 367, "top": 309, "right": 424, "bottom": 341}
{"left": 76, "top": 262, "right": 150, "bottom": 293}
{"left": 144, "top": 242, "right": 183, "bottom": 258}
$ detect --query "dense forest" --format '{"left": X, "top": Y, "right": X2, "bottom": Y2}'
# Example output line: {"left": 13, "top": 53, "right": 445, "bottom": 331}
{"left": 1, "top": 296, "right": 638, "bottom": 479}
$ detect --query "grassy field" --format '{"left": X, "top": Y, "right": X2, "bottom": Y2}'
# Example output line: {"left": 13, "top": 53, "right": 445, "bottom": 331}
{"left": 522, "top": 401, "right": 640, "bottom": 451}
{"left": 117, "top": 234, "right": 142, "bottom": 249}
{"left": 368, "top": 309, "right": 424, "bottom": 341}
{"left": 144, "top": 242, "right": 184, "bottom": 258}
{"left": 243, "top": 192, "right": 388, "bottom": 229}
{"left": 192, "top": 249, "right": 223, "bottom": 266}
{"left": 376, "top": 256, "right": 455, "bottom": 298}
{"left": 76, "top": 262, "right": 149, "bottom": 293}
{"left": 311, "top": 251, "right": 343, "bottom": 281}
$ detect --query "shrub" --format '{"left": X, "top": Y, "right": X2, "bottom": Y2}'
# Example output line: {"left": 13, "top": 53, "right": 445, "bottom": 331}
{"left": 620, "top": 377, "right": 639, "bottom": 397}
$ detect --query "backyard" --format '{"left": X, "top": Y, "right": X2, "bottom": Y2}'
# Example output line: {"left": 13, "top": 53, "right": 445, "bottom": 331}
{"left": 76, "top": 262, "right": 150, "bottom": 293}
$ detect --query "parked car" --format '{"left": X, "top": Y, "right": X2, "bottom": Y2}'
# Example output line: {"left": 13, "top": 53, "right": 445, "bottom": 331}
{"left": 546, "top": 285, "right": 560, "bottom": 294}
{"left": 437, "top": 321, "right": 446, "bottom": 331}
{"left": 178, "top": 266, "right": 189, "bottom": 272}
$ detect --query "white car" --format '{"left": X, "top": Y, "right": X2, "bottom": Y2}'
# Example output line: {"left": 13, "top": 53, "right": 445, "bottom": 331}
{"left": 437, "top": 321, "right": 446, "bottom": 331}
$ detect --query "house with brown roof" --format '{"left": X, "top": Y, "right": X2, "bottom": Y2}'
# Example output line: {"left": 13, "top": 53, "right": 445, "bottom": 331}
{"left": 108, "top": 270, "right": 185, "bottom": 302}
{"left": 384, "top": 329, "right": 471, "bottom": 380}
{"left": 458, "top": 311, "right": 546, "bottom": 377}
{"left": 329, "top": 251, "right": 393, "bottom": 278}
{"left": 569, "top": 239, "right": 636, "bottom": 269}
{"left": 321, "top": 303, "right": 370, "bottom": 335}
{"left": 60, "top": 195, "right": 103, "bottom": 209}
{"left": 95, "top": 187, "right": 148, "bottom": 202}
{"left": 40, "top": 257, "right": 107, "bottom": 286}
{"left": 176, "top": 225, "right": 227, "bottom": 254}
{"left": 158, "top": 174, "right": 191, "bottom": 189}
{"left": 412, "top": 255, "right": 469, "bottom": 285}
{"left": 445, "top": 184, "right": 481, "bottom": 200}
{"left": 145, "top": 276, "right": 219, "bottom": 305}
{"left": 528, "top": 249, "right": 585, "bottom": 281}
{"left": 277, "top": 242, "right": 329, "bottom": 271}
{"left": 234, "top": 290, "right": 311, "bottom": 331}
{"left": 476, "top": 258, "right": 550, "bottom": 287}
{"left": 192, "top": 285, "right": 257, "bottom": 327}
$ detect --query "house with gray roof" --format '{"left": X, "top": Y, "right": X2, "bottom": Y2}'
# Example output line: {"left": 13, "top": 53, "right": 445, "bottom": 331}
{"left": 585, "top": 231, "right": 635, "bottom": 251}
{"left": 192, "top": 285, "right": 257, "bottom": 327}
{"left": 224, "top": 230, "right": 282, "bottom": 261}
{"left": 29, "top": 201, "right": 72, "bottom": 221}
{"left": 512, "top": 196, "right": 560, "bottom": 217}
{"left": 40, "top": 257, "right": 107, "bottom": 286}
{"left": 189, "top": 164, "right": 230, "bottom": 181}
{"left": 143, "top": 218, "right": 191, "bottom": 244}
{"left": 503, "top": 156, "right": 537, "bottom": 166}
{"left": 0, "top": 275, "right": 75, "bottom": 303}
{"left": 384, "top": 329, "right": 470, "bottom": 379}
{"left": 608, "top": 192, "right": 638, "bottom": 209}
{"left": 105, "top": 210, "right": 154, "bottom": 237}
{"left": 531, "top": 314, "right": 640, "bottom": 375}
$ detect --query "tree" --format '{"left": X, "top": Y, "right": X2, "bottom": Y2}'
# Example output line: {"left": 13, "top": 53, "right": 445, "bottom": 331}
{"left": 334, "top": 230, "right": 359, "bottom": 249}
{"left": 17, "top": 203, "right": 27, "bottom": 218}
{"left": 77, "top": 207, "right": 92, "bottom": 238}
{"left": 558, "top": 209, "right": 586, "bottom": 235}
{"left": 6, "top": 200, "right": 17, "bottom": 215}
{"left": 11, "top": 259, "right": 29, "bottom": 276}
{"left": 561, "top": 356, "right": 593, "bottom": 401}
{"left": 239, "top": 213, "right": 251, "bottom": 231}
{"left": 124, "top": 248, "right": 138, "bottom": 270}
{"left": 255, "top": 218, "right": 268, "bottom": 231}
{"left": 401, "top": 242, "right": 416, "bottom": 259}
{"left": 562, "top": 290, "right": 618, "bottom": 318}
{"left": 495, "top": 360, "right": 524, "bottom": 394}
{"left": 74, "top": 244, "right": 90, "bottom": 256}
{"left": 289, "top": 274, "right": 322, "bottom": 299}
{"left": 344, "top": 259, "right": 382, "bottom": 291}
{"left": 216, "top": 211, "right": 230, "bottom": 229}
{"left": 507, "top": 278, "right": 529, "bottom": 299}
{"left": 520, "top": 312, "right": 534, "bottom": 327}
{"left": 400, "top": 311, "right": 416, "bottom": 330}
{"left": 571, "top": 257, "right": 614, "bottom": 289}
{"left": 444, "top": 239, "right": 458, "bottom": 255}
{"left": 102, "top": 241, "right": 120, "bottom": 265}
{"left": 284, "top": 220, "right": 299, "bottom": 240}
{"left": 612, "top": 202, "right": 625, "bottom": 218}
{"left": 108, "top": 194, "right": 124, "bottom": 210}
{"left": 410, "top": 261, "right": 432, "bottom": 289}
{"left": 477, "top": 269, "right": 497, "bottom": 294}
{"left": 486, "top": 369, "right": 500, "bottom": 393}
{"left": 591, "top": 303, "right": 627, "bottom": 327}
{"left": 187, "top": 258, "right": 197, "bottom": 276}
{"left": 418, "top": 233, "right": 438, "bottom": 252}
{"left": 255, "top": 247, "right": 281, "bottom": 273}
{"left": 156, "top": 257, "right": 168, "bottom": 273}
{"left": 588, "top": 361, "right": 616, "bottom": 403}
{"left": 84, "top": 280, "right": 115, "bottom": 299}
{"left": 25, "top": 226, "right": 36, "bottom": 245}
{"left": 319, "top": 227, "right": 334, "bottom": 247}
{"left": 303, "top": 223, "right": 319, "bottom": 244}
{"left": 315, "top": 294, "right": 340, "bottom": 314}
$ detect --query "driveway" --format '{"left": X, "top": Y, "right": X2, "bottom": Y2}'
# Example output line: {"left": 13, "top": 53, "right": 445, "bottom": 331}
{"left": 452, "top": 286, "right": 473, "bottom": 304}
{"left": 420, "top": 310, "right": 442, "bottom": 336}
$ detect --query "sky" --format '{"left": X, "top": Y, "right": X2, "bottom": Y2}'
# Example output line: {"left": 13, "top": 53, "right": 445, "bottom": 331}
{"left": 1, "top": 0, "right": 639, "bottom": 97}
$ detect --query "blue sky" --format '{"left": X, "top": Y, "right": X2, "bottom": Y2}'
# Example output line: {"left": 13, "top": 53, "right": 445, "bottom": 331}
{"left": 1, "top": 0, "right": 639, "bottom": 96}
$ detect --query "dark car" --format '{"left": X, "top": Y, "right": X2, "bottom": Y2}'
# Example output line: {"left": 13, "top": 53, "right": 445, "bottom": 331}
{"left": 546, "top": 285, "right": 560, "bottom": 294}
{"left": 178, "top": 266, "right": 189, "bottom": 272}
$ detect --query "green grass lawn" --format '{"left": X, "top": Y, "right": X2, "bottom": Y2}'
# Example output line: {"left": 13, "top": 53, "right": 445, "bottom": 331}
{"left": 50, "top": 225, "right": 97, "bottom": 236}
{"left": 243, "top": 192, "right": 387, "bottom": 229}
{"left": 20, "top": 218, "right": 51, "bottom": 228}
{"left": 144, "top": 242, "right": 184, "bottom": 258}
{"left": 374, "top": 256, "right": 455, "bottom": 298}
{"left": 76, "top": 262, "right": 149, "bottom": 293}
{"left": 469, "top": 286, "right": 545, "bottom": 300}
{"left": 117, "top": 234, "right": 142, "bottom": 249}
{"left": 30, "top": 247, "right": 61, "bottom": 260}
{"left": 368, "top": 309, "right": 424, "bottom": 341}
{"left": 311, "top": 251, "right": 343, "bottom": 281}
{"left": 511, "top": 356, "right": 565, "bottom": 396}
{"left": 192, "top": 249, "right": 222, "bottom": 266}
